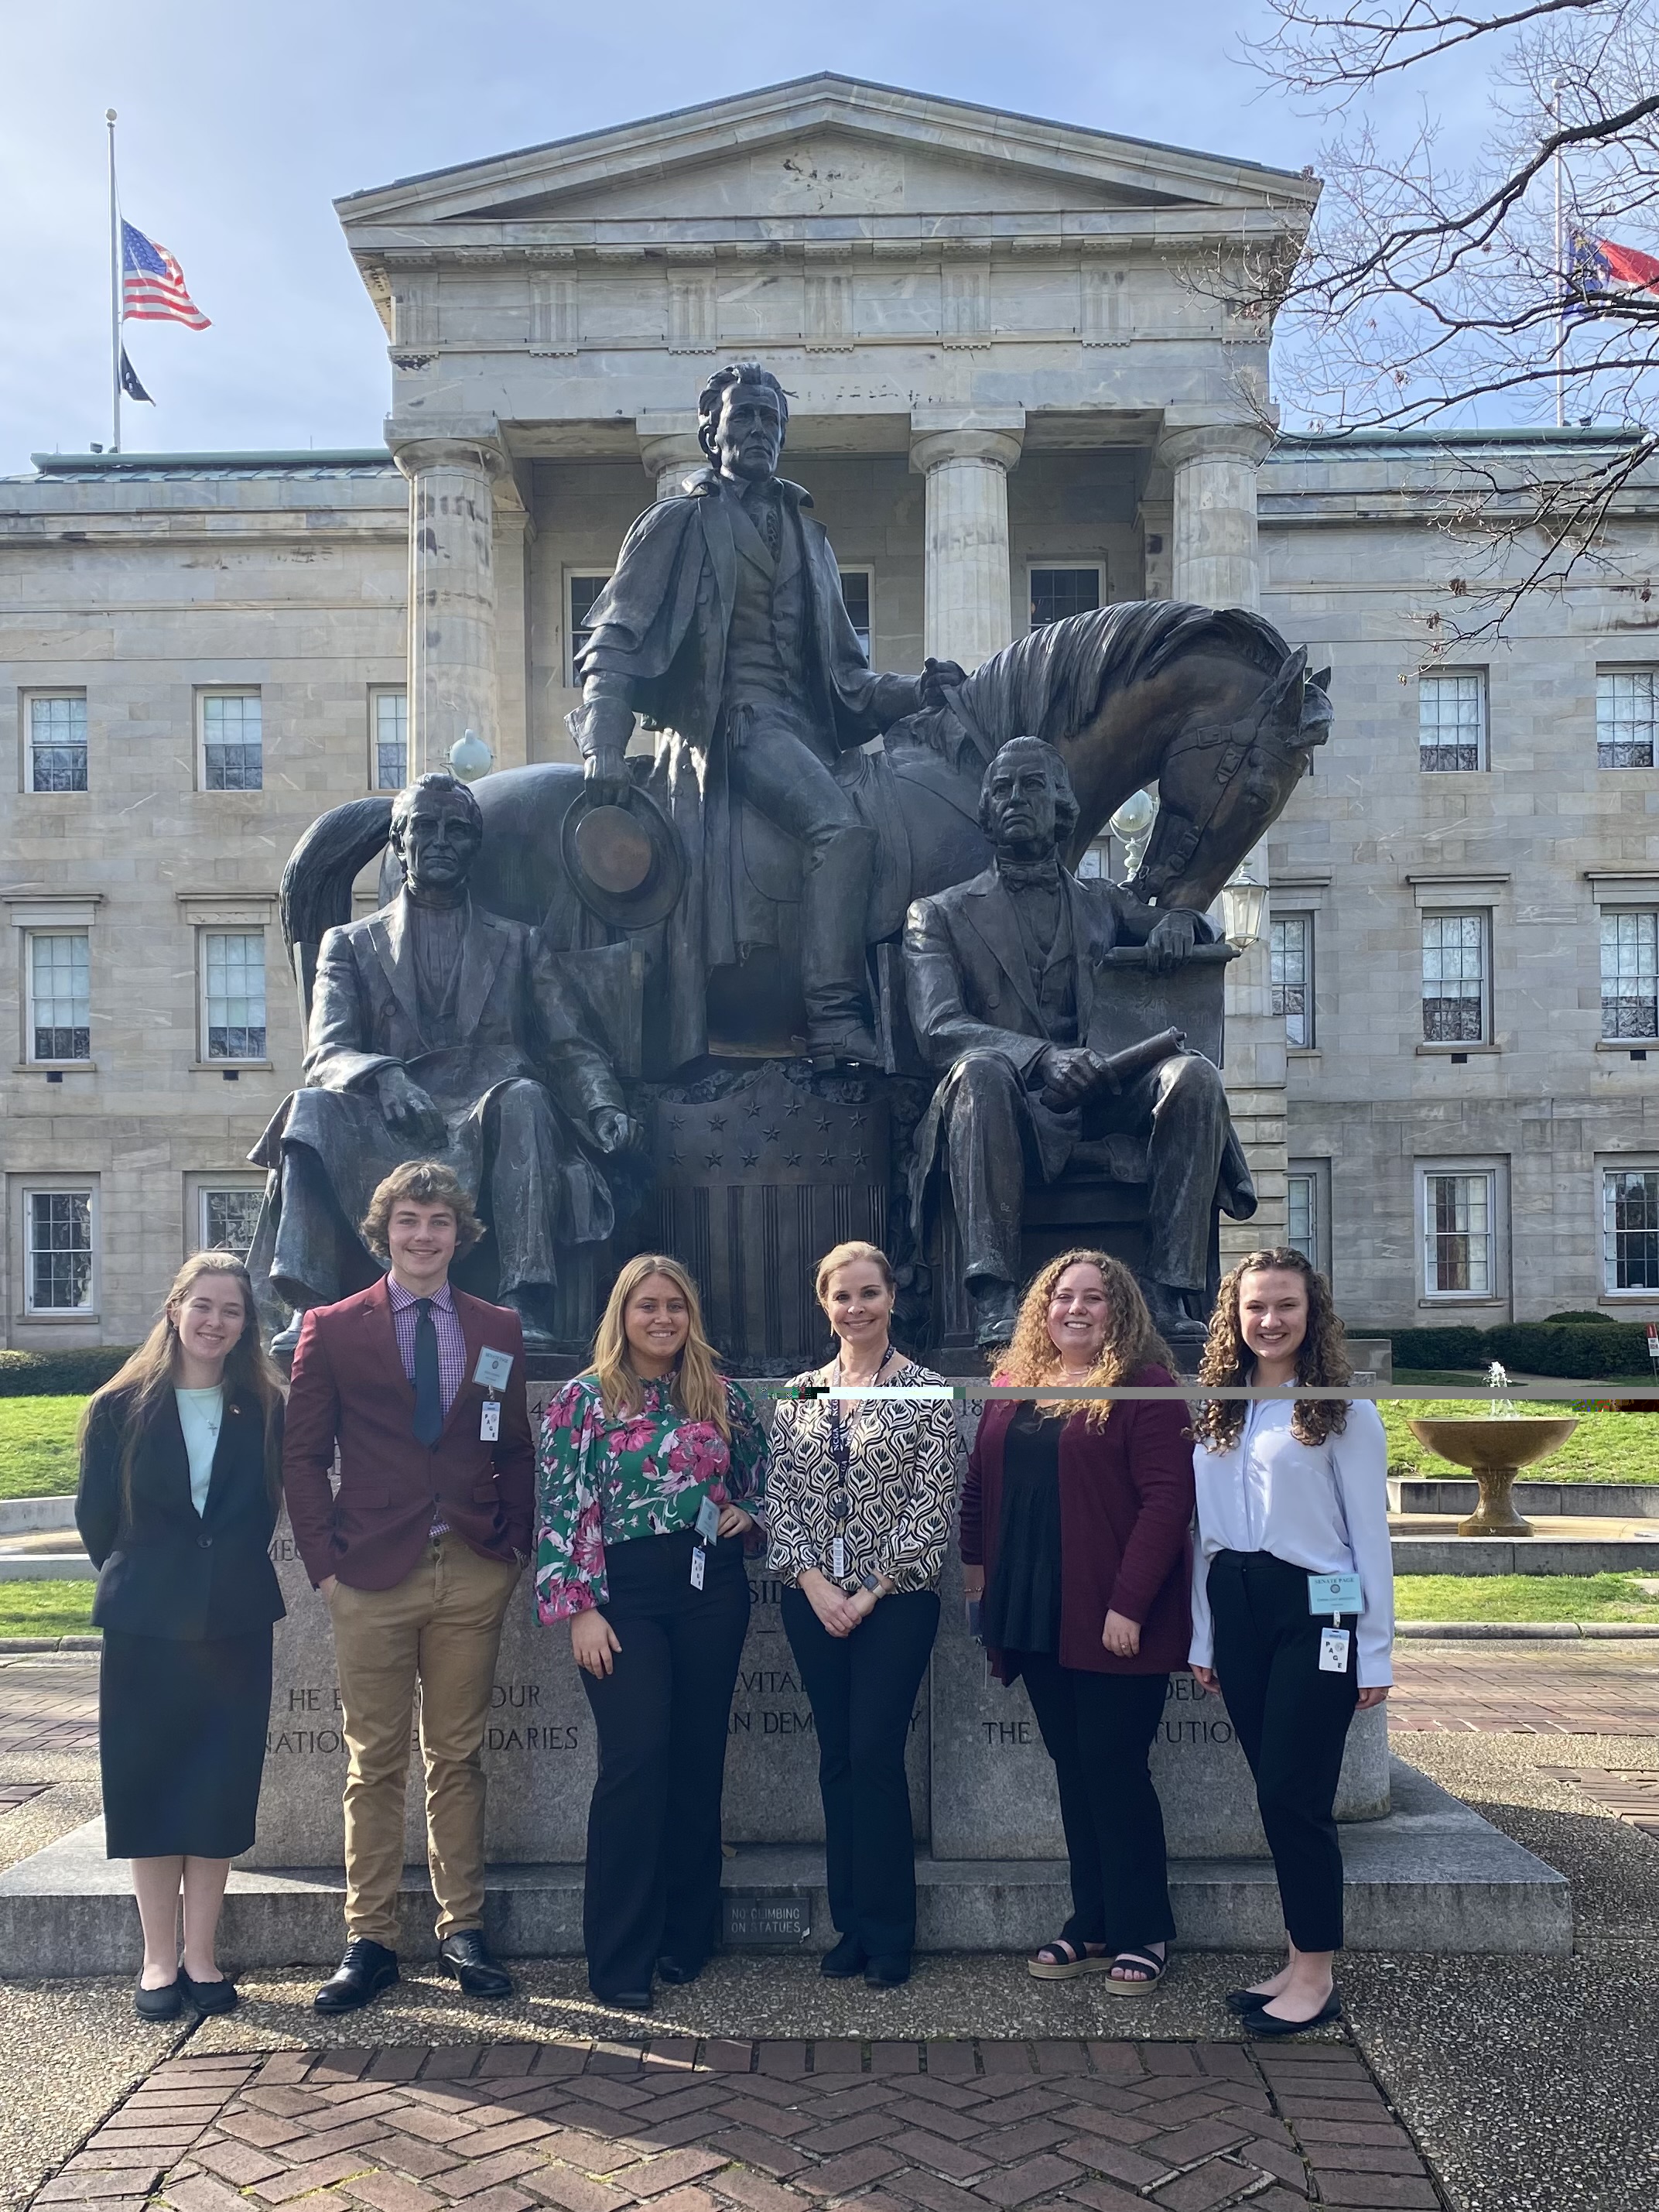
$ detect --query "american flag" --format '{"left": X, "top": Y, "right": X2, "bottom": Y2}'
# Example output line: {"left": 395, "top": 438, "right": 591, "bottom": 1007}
{"left": 121, "top": 219, "right": 210, "bottom": 330}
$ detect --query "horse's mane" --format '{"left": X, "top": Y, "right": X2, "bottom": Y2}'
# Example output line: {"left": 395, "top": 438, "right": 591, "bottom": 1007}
{"left": 900, "top": 600, "right": 1293, "bottom": 771}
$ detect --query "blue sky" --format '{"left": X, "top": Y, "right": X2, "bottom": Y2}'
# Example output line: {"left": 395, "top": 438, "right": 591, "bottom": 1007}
{"left": 0, "top": 0, "right": 1486, "bottom": 472}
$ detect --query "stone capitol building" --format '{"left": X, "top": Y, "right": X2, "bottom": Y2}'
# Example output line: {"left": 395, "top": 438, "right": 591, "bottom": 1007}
{"left": 2, "top": 74, "right": 1656, "bottom": 1351}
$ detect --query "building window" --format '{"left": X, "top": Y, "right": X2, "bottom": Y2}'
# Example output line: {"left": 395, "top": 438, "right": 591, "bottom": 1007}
{"left": 200, "top": 690, "right": 262, "bottom": 791}
{"left": 1421, "top": 913, "right": 1487, "bottom": 1043}
{"left": 1603, "top": 1168, "right": 1659, "bottom": 1293}
{"left": 839, "top": 570, "right": 873, "bottom": 659}
{"left": 1287, "top": 1172, "right": 1318, "bottom": 1266}
{"left": 1601, "top": 910, "right": 1659, "bottom": 1039}
{"left": 1419, "top": 669, "right": 1486, "bottom": 772}
{"left": 371, "top": 688, "right": 407, "bottom": 791}
{"left": 26, "top": 933, "right": 91, "bottom": 1062}
{"left": 201, "top": 932, "right": 267, "bottom": 1061}
{"left": 200, "top": 1185, "right": 264, "bottom": 1259}
{"left": 1271, "top": 915, "right": 1312, "bottom": 1048}
{"left": 1421, "top": 1169, "right": 1498, "bottom": 1296}
{"left": 25, "top": 1190, "right": 94, "bottom": 1313}
{"left": 1597, "top": 667, "right": 1657, "bottom": 769}
{"left": 27, "top": 695, "right": 88, "bottom": 793}
{"left": 567, "top": 574, "right": 610, "bottom": 685}
{"left": 1030, "top": 567, "right": 1101, "bottom": 630}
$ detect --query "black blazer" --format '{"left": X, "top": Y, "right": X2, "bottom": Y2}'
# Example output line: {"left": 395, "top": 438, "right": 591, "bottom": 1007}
{"left": 76, "top": 1385, "right": 287, "bottom": 1640}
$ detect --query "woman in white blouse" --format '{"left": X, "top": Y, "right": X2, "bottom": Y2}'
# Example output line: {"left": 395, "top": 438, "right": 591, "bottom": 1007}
{"left": 1189, "top": 1247, "right": 1393, "bottom": 2039}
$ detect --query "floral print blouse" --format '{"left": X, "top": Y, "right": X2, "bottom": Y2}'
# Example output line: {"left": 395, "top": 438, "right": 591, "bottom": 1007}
{"left": 765, "top": 1356, "right": 962, "bottom": 1596}
{"left": 535, "top": 1372, "right": 769, "bottom": 1620}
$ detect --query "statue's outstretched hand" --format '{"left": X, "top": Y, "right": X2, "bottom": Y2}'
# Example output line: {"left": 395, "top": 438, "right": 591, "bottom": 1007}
{"left": 590, "top": 1107, "right": 645, "bottom": 1155}
{"left": 375, "top": 1065, "right": 446, "bottom": 1147}
{"left": 1037, "top": 1045, "right": 1106, "bottom": 1109}
{"left": 917, "top": 656, "right": 967, "bottom": 710}
{"left": 1144, "top": 909, "right": 1201, "bottom": 974}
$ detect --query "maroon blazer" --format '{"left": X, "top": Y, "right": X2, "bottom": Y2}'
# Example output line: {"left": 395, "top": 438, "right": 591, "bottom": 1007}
{"left": 960, "top": 1364, "right": 1195, "bottom": 1680}
{"left": 282, "top": 1275, "right": 534, "bottom": 1591}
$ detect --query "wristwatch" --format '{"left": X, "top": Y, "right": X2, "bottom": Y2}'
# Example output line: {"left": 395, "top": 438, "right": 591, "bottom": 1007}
{"left": 858, "top": 1570, "right": 883, "bottom": 1596}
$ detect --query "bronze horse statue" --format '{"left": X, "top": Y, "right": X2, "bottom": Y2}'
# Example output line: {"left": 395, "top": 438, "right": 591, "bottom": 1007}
{"left": 280, "top": 600, "right": 1330, "bottom": 1067}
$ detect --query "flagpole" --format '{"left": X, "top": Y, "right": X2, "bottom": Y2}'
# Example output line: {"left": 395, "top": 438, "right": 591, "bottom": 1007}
{"left": 1552, "top": 81, "right": 1566, "bottom": 429}
{"left": 106, "top": 109, "right": 121, "bottom": 454}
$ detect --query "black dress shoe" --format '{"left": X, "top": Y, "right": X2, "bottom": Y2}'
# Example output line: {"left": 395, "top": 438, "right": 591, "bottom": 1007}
{"left": 864, "top": 1953, "right": 911, "bottom": 1988}
{"left": 1243, "top": 1989, "right": 1343, "bottom": 2038}
{"left": 590, "top": 1984, "right": 652, "bottom": 2010}
{"left": 134, "top": 1978, "right": 182, "bottom": 2022}
{"left": 314, "top": 1938, "right": 399, "bottom": 2014}
{"left": 1224, "top": 1987, "right": 1274, "bottom": 2015}
{"left": 180, "top": 1970, "right": 238, "bottom": 2016}
{"left": 820, "top": 1934, "right": 866, "bottom": 1980}
{"left": 655, "top": 1953, "right": 705, "bottom": 1985}
{"left": 437, "top": 1930, "right": 514, "bottom": 1999}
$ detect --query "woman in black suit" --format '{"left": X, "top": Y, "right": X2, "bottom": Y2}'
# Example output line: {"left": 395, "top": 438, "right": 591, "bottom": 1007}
{"left": 77, "top": 1252, "right": 286, "bottom": 2020}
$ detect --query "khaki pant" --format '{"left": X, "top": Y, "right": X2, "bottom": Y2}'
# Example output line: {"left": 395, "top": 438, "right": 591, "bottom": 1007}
{"left": 327, "top": 1535, "right": 520, "bottom": 1944}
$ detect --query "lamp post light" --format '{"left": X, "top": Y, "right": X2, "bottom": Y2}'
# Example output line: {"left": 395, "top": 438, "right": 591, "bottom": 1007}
{"left": 1218, "top": 854, "right": 1267, "bottom": 952}
{"left": 447, "top": 727, "right": 494, "bottom": 782}
{"left": 1108, "top": 788, "right": 1158, "bottom": 879}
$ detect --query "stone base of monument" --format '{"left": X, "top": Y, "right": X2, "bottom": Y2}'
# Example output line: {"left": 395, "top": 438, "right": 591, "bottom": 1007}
{"left": 0, "top": 1760, "right": 1568, "bottom": 1975}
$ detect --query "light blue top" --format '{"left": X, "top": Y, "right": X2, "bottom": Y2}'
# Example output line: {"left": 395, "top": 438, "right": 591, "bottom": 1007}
{"left": 174, "top": 1385, "right": 224, "bottom": 1516}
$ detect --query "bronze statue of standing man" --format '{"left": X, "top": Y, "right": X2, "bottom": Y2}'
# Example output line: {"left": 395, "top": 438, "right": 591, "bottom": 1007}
{"left": 572, "top": 362, "right": 963, "bottom": 1070}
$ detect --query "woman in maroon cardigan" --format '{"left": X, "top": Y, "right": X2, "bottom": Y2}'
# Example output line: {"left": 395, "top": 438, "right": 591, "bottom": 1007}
{"left": 962, "top": 1249, "right": 1194, "bottom": 1991}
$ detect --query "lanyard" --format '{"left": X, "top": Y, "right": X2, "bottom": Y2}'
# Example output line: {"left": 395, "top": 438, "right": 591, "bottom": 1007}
{"left": 828, "top": 1344, "right": 894, "bottom": 1495}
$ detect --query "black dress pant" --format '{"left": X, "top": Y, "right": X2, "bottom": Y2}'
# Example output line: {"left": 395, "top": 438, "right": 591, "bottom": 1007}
{"left": 1016, "top": 1654, "right": 1175, "bottom": 1953}
{"left": 782, "top": 1586, "right": 939, "bottom": 1960}
{"left": 1206, "top": 1549, "right": 1360, "bottom": 1953}
{"left": 579, "top": 1529, "right": 751, "bottom": 1996}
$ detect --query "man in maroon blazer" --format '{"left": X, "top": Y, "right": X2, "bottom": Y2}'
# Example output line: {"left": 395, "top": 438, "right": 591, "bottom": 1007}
{"left": 283, "top": 1159, "right": 532, "bottom": 2012}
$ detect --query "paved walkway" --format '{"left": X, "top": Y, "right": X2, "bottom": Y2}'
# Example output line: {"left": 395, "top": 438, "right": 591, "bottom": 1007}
{"left": 1387, "top": 1638, "right": 1659, "bottom": 1732}
{"left": 34, "top": 2037, "right": 1437, "bottom": 2212}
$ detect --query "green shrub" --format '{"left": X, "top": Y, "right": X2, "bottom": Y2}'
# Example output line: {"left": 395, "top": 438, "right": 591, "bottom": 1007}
{"left": 1544, "top": 1311, "right": 1606, "bottom": 1326}
{"left": 0, "top": 1348, "right": 135, "bottom": 1399}
{"left": 1374, "top": 1320, "right": 1653, "bottom": 1378}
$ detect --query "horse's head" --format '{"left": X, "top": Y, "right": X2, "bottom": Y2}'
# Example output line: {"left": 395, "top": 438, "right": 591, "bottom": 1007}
{"left": 1129, "top": 649, "right": 1331, "bottom": 911}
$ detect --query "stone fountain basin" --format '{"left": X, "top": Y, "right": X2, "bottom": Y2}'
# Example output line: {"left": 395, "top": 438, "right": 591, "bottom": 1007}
{"left": 1407, "top": 1417, "right": 1579, "bottom": 1470}
{"left": 1406, "top": 1417, "right": 1579, "bottom": 1536}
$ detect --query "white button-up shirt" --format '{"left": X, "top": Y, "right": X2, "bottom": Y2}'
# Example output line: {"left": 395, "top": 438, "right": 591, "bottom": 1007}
{"left": 1189, "top": 1399, "right": 1395, "bottom": 1688}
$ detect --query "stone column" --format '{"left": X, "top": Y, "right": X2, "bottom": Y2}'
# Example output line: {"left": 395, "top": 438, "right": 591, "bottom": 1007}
{"left": 637, "top": 413, "right": 706, "bottom": 502}
{"left": 909, "top": 408, "right": 1024, "bottom": 669}
{"left": 392, "top": 433, "right": 511, "bottom": 777}
{"left": 1154, "top": 411, "right": 1285, "bottom": 1258}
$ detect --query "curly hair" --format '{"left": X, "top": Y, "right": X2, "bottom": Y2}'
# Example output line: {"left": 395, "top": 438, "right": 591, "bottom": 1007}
{"left": 1192, "top": 1246, "right": 1352, "bottom": 1452}
{"left": 360, "top": 1159, "right": 485, "bottom": 1262}
{"left": 994, "top": 1249, "right": 1172, "bottom": 1427}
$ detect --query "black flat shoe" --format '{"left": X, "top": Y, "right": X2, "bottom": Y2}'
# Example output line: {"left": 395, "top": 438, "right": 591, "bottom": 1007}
{"left": 864, "top": 1953, "right": 911, "bottom": 1988}
{"left": 590, "top": 1985, "right": 652, "bottom": 2010}
{"left": 655, "top": 1953, "right": 705, "bottom": 1985}
{"left": 1225, "top": 1988, "right": 1274, "bottom": 2015}
{"left": 1244, "top": 1990, "right": 1343, "bottom": 2038}
{"left": 314, "top": 1938, "right": 399, "bottom": 2014}
{"left": 180, "top": 1971, "right": 238, "bottom": 2016}
{"left": 437, "top": 1930, "right": 514, "bottom": 1999}
{"left": 134, "top": 1978, "right": 182, "bottom": 2022}
{"left": 819, "top": 1934, "right": 866, "bottom": 1980}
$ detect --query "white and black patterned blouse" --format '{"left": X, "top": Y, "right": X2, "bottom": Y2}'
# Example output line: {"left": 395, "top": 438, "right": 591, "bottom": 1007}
{"left": 765, "top": 1354, "right": 963, "bottom": 1594}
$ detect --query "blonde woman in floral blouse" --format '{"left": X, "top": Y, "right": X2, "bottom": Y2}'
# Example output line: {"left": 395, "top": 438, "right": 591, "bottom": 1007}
{"left": 536, "top": 1254, "right": 767, "bottom": 2010}
{"left": 766, "top": 1241, "right": 962, "bottom": 1989}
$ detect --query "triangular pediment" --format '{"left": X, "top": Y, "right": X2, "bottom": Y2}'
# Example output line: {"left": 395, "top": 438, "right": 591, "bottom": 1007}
{"left": 337, "top": 73, "right": 1317, "bottom": 235}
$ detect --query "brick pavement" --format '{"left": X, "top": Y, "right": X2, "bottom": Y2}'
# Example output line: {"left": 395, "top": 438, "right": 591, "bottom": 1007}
{"left": 1387, "top": 1638, "right": 1659, "bottom": 1732}
{"left": 29, "top": 2039, "right": 1444, "bottom": 2212}
{"left": 0, "top": 1782, "right": 47, "bottom": 1813}
{"left": 0, "top": 1659, "right": 97, "bottom": 1761}
{"left": 1538, "top": 1766, "right": 1659, "bottom": 1837}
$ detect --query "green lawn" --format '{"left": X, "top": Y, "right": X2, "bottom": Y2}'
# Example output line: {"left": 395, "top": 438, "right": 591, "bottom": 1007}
{"left": 0, "top": 1396, "right": 85, "bottom": 1500}
{"left": 1380, "top": 1398, "right": 1659, "bottom": 1484}
{"left": 0, "top": 1580, "right": 96, "bottom": 1637}
{"left": 1394, "top": 1572, "right": 1659, "bottom": 1623}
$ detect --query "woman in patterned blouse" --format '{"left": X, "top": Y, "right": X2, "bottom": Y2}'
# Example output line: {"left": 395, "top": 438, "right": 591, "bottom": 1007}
{"left": 766, "top": 1241, "right": 963, "bottom": 1989}
{"left": 536, "top": 1254, "right": 767, "bottom": 2009}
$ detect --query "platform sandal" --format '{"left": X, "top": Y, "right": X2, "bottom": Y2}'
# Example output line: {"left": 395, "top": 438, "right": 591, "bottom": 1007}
{"left": 1100, "top": 1943, "right": 1167, "bottom": 1994}
{"left": 1027, "top": 1936, "right": 1110, "bottom": 1981}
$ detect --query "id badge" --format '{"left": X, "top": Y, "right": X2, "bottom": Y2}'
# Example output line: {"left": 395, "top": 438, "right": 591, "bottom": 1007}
{"left": 694, "top": 1495, "right": 722, "bottom": 1544}
{"left": 689, "top": 1544, "right": 706, "bottom": 1591}
{"left": 473, "top": 1347, "right": 514, "bottom": 1392}
{"left": 831, "top": 1536, "right": 847, "bottom": 1580}
{"left": 479, "top": 1400, "right": 501, "bottom": 1442}
{"left": 1308, "top": 1571, "right": 1363, "bottom": 1615}
{"left": 1319, "top": 1626, "right": 1352, "bottom": 1673}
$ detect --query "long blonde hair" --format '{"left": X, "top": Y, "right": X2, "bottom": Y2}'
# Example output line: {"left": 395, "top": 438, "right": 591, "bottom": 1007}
{"left": 994, "top": 1249, "right": 1172, "bottom": 1429}
{"left": 78, "top": 1252, "right": 286, "bottom": 1507}
{"left": 588, "top": 1254, "right": 730, "bottom": 1436}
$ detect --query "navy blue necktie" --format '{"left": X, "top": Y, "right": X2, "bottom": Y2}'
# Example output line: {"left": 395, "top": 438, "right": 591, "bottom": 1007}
{"left": 412, "top": 1298, "right": 443, "bottom": 1447}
